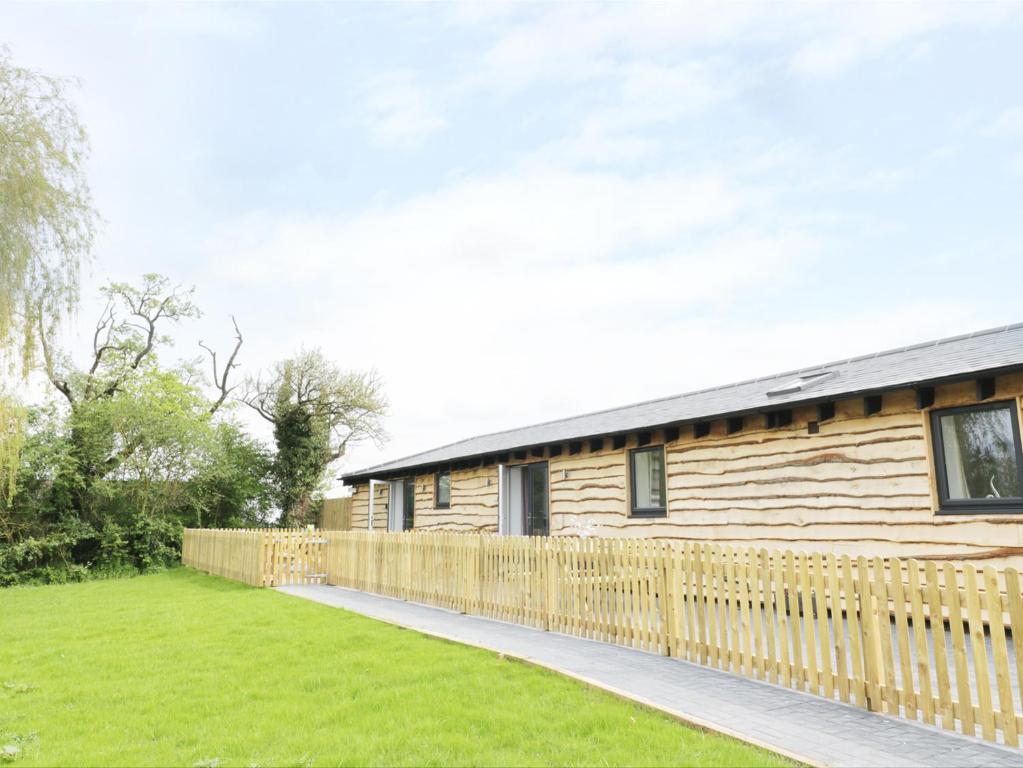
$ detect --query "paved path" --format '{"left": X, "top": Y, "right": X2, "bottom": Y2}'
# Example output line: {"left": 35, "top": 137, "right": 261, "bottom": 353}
{"left": 277, "top": 584, "right": 1023, "bottom": 768}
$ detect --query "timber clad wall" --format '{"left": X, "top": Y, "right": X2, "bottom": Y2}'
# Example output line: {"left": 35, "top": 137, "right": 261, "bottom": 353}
{"left": 351, "top": 481, "right": 388, "bottom": 531}
{"left": 350, "top": 375, "right": 1023, "bottom": 566}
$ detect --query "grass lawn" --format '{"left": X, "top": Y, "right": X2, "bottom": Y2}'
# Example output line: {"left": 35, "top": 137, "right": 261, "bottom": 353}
{"left": 0, "top": 569, "right": 794, "bottom": 767}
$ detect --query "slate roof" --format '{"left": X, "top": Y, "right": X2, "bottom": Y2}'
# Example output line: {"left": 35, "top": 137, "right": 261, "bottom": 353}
{"left": 342, "top": 322, "right": 1023, "bottom": 482}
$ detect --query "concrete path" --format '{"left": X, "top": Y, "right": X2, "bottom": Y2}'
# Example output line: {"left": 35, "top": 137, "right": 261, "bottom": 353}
{"left": 277, "top": 584, "right": 1023, "bottom": 768}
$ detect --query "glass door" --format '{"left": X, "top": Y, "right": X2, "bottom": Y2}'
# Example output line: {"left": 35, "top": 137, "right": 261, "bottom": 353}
{"left": 523, "top": 462, "right": 549, "bottom": 536}
{"left": 387, "top": 478, "right": 416, "bottom": 531}
{"left": 499, "top": 462, "right": 549, "bottom": 536}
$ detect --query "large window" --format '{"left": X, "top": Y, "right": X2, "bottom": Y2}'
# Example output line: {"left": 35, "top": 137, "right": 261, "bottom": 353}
{"left": 630, "top": 446, "right": 667, "bottom": 517}
{"left": 931, "top": 402, "right": 1023, "bottom": 513}
{"left": 435, "top": 470, "right": 451, "bottom": 509}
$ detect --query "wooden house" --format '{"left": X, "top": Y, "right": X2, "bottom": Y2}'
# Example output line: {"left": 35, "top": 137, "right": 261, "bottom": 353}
{"left": 342, "top": 324, "right": 1023, "bottom": 566}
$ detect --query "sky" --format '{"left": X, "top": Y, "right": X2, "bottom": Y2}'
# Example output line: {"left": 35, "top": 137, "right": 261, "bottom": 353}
{"left": 4, "top": 2, "right": 1023, "bottom": 491}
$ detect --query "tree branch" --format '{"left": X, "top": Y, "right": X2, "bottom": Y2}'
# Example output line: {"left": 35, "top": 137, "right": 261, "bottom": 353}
{"left": 37, "top": 314, "right": 74, "bottom": 406}
{"left": 203, "top": 316, "right": 244, "bottom": 415}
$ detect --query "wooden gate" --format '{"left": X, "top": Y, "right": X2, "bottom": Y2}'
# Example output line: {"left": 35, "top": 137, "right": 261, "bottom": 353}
{"left": 262, "top": 530, "right": 329, "bottom": 587}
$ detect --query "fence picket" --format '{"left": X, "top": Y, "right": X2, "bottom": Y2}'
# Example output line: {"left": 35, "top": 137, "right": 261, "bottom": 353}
{"left": 873, "top": 557, "right": 898, "bottom": 714}
{"left": 811, "top": 552, "right": 833, "bottom": 700}
{"left": 945, "top": 562, "right": 975, "bottom": 736}
{"left": 985, "top": 566, "right": 1018, "bottom": 747}
{"left": 907, "top": 560, "right": 934, "bottom": 725}
{"left": 965, "top": 565, "right": 996, "bottom": 741}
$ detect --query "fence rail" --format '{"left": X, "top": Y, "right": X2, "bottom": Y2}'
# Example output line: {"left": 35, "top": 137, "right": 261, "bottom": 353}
{"left": 183, "top": 528, "right": 1023, "bottom": 747}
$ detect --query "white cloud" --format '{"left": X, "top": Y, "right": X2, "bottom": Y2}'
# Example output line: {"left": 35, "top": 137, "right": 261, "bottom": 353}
{"left": 355, "top": 69, "right": 448, "bottom": 149}
{"left": 986, "top": 107, "right": 1023, "bottom": 137}
{"left": 199, "top": 163, "right": 830, "bottom": 479}
{"left": 787, "top": 3, "right": 1018, "bottom": 77}
{"left": 131, "top": 3, "right": 266, "bottom": 41}
{"left": 10, "top": 1, "right": 1019, "bottom": 495}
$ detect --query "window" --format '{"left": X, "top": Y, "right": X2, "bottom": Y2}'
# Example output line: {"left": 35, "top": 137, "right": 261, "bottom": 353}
{"left": 931, "top": 402, "right": 1023, "bottom": 513}
{"left": 435, "top": 470, "right": 451, "bottom": 509}
{"left": 630, "top": 446, "right": 667, "bottom": 517}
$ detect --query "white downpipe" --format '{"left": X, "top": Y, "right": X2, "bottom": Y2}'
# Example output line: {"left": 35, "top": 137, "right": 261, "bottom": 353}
{"left": 497, "top": 464, "right": 506, "bottom": 535}
{"left": 368, "top": 479, "right": 385, "bottom": 530}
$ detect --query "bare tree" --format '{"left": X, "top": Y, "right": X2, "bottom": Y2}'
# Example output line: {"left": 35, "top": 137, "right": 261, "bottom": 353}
{"left": 41, "top": 273, "right": 242, "bottom": 415}
{"left": 38, "top": 273, "right": 244, "bottom": 499}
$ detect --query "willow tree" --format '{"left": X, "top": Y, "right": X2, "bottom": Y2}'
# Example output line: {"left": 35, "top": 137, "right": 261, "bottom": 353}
{"left": 243, "top": 351, "right": 387, "bottom": 526}
{"left": 1, "top": 46, "right": 97, "bottom": 498}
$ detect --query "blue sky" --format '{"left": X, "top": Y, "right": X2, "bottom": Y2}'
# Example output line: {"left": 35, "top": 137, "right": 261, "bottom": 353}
{"left": 5, "top": 2, "right": 1023, "bottom": 485}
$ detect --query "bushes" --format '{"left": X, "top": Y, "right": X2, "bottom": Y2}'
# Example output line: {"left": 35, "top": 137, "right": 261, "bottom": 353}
{"left": 0, "top": 401, "right": 274, "bottom": 586}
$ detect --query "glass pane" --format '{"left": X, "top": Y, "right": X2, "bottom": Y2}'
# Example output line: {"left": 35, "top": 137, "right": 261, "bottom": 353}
{"left": 403, "top": 479, "right": 415, "bottom": 529}
{"left": 437, "top": 472, "right": 450, "bottom": 506}
{"left": 940, "top": 407, "right": 1022, "bottom": 500}
{"left": 527, "top": 463, "right": 548, "bottom": 536}
{"left": 633, "top": 449, "right": 665, "bottom": 509}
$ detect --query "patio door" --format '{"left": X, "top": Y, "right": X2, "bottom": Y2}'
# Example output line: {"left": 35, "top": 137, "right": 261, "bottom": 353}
{"left": 499, "top": 462, "right": 549, "bottom": 536}
{"left": 387, "top": 478, "right": 415, "bottom": 531}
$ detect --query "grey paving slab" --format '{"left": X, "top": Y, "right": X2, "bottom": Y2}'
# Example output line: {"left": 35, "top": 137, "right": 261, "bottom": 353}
{"left": 277, "top": 584, "right": 1023, "bottom": 768}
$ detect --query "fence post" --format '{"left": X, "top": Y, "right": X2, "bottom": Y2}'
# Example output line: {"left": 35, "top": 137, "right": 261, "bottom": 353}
{"left": 250, "top": 531, "right": 260, "bottom": 586}
{"left": 544, "top": 538, "right": 554, "bottom": 631}
{"left": 857, "top": 557, "right": 883, "bottom": 712}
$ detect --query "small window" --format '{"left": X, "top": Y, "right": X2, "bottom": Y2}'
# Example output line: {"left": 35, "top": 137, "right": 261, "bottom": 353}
{"left": 435, "top": 470, "right": 451, "bottom": 509}
{"left": 630, "top": 446, "right": 667, "bottom": 517}
{"left": 766, "top": 370, "right": 836, "bottom": 397}
{"left": 931, "top": 402, "right": 1023, "bottom": 514}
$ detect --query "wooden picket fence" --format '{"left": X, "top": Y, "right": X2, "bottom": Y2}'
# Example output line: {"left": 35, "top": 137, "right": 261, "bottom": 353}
{"left": 182, "top": 528, "right": 328, "bottom": 587}
{"left": 183, "top": 529, "right": 1023, "bottom": 747}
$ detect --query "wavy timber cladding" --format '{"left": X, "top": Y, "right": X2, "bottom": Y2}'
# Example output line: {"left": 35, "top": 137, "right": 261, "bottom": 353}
{"left": 350, "top": 467, "right": 498, "bottom": 532}
{"left": 350, "top": 481, "right": 388, "bottom": 531}
{"left": 348, "top": 373, "right": 1023, "bottom": 567}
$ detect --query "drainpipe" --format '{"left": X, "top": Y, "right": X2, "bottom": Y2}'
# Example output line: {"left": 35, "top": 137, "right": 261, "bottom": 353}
{"left": 497, "top": 464, "right": 505, "bottom": 535}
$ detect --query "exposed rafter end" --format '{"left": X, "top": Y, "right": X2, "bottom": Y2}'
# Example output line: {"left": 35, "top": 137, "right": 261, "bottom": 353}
{"left": 864, "top": 395, "right": 882, "bottom": 416}
{"left": 766, "top": 410, "right": 792, "bottom": 429}
{"left": 977, "top": 377, "right": 996, "bottom": 401}
{"left": 915, "top": 386, "right": 935, "bottom": 409}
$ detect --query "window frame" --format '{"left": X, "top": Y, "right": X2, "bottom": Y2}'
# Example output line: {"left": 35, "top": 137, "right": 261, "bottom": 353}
{"left": 435, "top": 470, "right": 451, "bottom": 510}
{"left": 930, "top": 400, "right": 1023, "bottom": 515}
{"left": 629, "top": 445, "right": 668, "bottom": 518}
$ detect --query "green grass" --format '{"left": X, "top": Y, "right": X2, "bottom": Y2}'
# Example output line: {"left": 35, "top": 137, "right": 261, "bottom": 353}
{"left": 0, "top": 569, "right": 794, "bottom": 767}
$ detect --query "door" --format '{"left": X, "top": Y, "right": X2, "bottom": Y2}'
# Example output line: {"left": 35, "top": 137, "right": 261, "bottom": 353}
{"left": 500, "top": 462, "right": 548, "bottom": 536}
{"left": 387, "top": 478, "right": 415, "bottom": 531}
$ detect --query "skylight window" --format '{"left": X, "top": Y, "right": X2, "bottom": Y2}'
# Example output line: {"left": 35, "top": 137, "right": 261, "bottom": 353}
{"left": 766, "top": 370, "right": 837, "bottom": 397}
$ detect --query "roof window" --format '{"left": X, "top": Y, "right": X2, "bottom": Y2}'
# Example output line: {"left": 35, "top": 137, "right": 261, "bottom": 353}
{"left": 766, "top": 370, "right": 836, "bottom": 397}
